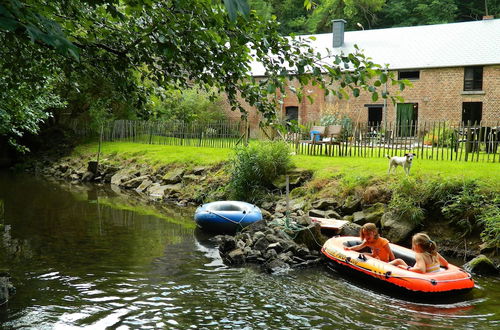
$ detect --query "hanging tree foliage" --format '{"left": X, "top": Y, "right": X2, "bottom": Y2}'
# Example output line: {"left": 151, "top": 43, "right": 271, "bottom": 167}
{"left": 0, "top": 0, "right": 405, "bottom": 151}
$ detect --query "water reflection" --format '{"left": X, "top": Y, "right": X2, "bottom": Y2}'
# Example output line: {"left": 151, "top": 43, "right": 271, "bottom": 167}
{"left": 0, "top": 172, "right": 498, "bottom": 329}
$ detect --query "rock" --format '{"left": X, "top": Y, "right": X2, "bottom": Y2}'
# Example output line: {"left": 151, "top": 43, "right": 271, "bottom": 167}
{"left": 362, "top": 203, "right": 386, "bottom": 225}
{"left": 479, "top": 242, "right": 497, "bottom": 254}
{"left": 293, "top": 224, "right": 327, "bottom": 251}
{"left": 263, "top": 258, "right": 291, "bottom": 274}
{"left": 261, "top": 201, "right": 274, "bottom": 211}
{"left": 218, "top": 236, "right": 236, "bottom": 253}
{"left": 183, "top": 174, "right": 202, "bottom": 183}
{"left": 135, "top": 179, "right": 153, "bottom": 193}
{"left": 253, "top": 237, "right": 270, "bottom": 252}
{"left": 339, "top": 222, "right": 362, "bottom": 237}
{"left": 225, "top": 248, "right": 245, "bottom": 265}
{"left": 340, "top": 195, "right": 362, "bottom": 214}
{"left": 123, "top": 175, "right": 150, "bottom": 189}
{"left": 309, "top": 209, "right": 327, "bottom": 218}
{"left": 352, "top": 211, "right": 367, "bottom": 225}
{"left": 296, "top": 215, "right": 312, "bottom": 226}
{"left": 380, "top": 212, "right": 417, "bottom": 244}
{"left": 268, "top": 242, "right": 283, "bottom": 253}
{"left": 81, "top": 171, "right": 94, "bottom": 182}
{"left": 192, "top": 166, "right": 207, "bottom": 175}
{"left": 463, "top": 255, "right": 499, "bottom": 275}
{"left": 264, "top": 248, "right": 278, "bottom": 260}
{"left": 110, "top": 169, "right": 136, "bottom": 186}
{"left": 312, "top": 198, "right": 340, "bottom": 210}
{"left": 162, "top": 168, "right": 184, "bottom": 184}
{"left": 260, "top": 209, "right": 273, "bottom": 220}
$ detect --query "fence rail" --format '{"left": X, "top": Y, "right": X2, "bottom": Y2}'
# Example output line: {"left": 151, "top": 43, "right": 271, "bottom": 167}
{"left": 67, "top": 119, "right": 245, "bottom": 149}
{"left": 292, "top": 121, "right": 499, "bottom": 162}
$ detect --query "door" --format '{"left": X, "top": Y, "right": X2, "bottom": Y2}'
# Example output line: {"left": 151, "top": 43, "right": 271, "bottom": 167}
{"left": 396, "top": 103, "right": 418, "bottom": 137}
{"left": 368, "top": 106, "right": 383, "bottom": 127}
{"left": 285, "top": 106, "right": 299, "bottom": 123}
{"left": 462, "top": 102, "right": 482, "bottom": 125}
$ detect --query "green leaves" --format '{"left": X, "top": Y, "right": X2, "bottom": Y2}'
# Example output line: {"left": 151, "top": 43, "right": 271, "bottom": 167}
{"left": 224, "top": 0, "right": 250, "bottom": 21}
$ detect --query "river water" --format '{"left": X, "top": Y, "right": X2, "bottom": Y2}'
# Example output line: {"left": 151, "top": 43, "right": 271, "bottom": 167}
{"left": 0, "top": 172, "right": 498, "bottom": 329}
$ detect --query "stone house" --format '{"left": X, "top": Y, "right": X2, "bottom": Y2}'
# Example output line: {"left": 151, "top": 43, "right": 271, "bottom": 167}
{"left": 225, "top": 18, "right": 500, "bottom": 137}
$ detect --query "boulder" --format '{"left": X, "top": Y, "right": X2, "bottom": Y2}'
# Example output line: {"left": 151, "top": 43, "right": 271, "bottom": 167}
{"left": 352, "top": 211, "right": 367, "bottom": 225}
{"left": 225, "top": 248, "right": 245, "bottom": 265}
{"left": 162, "top": 168, "right": 184, "bottom": 184}
{"left": 463, "top": 255, "right": 499, "bottom": 275}
{"left": 123, "top": 175, "right": 150, "bottom": 189}
{"left": 380, "top": 212, "right": 417, "bottom": 244}
{"left": 293, "top": 224, "right": 327, "bottom": 251}
{"left": 339, "top": 222, "right": 362, "bottom": 237}
{"left": 110, "top": 169, "right": 136, "bottom": 186}
{"left": 262, "top": 258, "right": 290, "bottom": 274}
{"left": 362, "top": 203, "right": 386, "bottom": 225}
{"left": 340, "top": 195, "right": 362, "bottom": 214}
{"left": 135, "top": 179, "right": 153, "bottom": 193}
{"left": 312, "top": 198, "right": 340, "bottom": 210}
{"left": 191, "top": 166, "right": 207, "bottom": 175}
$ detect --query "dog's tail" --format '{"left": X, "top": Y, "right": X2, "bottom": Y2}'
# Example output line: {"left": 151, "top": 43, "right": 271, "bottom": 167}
{"left": 385, "top": 154, "right": 391, "bottom": 159}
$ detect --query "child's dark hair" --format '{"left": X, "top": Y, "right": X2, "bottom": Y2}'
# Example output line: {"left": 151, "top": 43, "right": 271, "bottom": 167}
{"left": 412, "top": 233, "right": 437, "bottom": 256}
{"left": 360, "top": 223, "right": 379, "bottom": 240}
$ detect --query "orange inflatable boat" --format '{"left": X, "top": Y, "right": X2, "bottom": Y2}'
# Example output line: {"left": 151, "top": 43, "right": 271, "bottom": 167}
{"left": 322, "top": 236, "right": 474, "bottom": 296}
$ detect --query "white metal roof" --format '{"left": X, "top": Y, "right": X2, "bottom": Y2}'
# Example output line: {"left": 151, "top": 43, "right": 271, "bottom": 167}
{"left": 250, "top": 19, "right": 500, "bottom": 76}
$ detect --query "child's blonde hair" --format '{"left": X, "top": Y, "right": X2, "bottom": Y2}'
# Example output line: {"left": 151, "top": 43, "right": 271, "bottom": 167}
{"left": 360, "top": 223, "right": 379, "bottom": 240}
{"left": 412, "top": 233, "right": 437, "bottom": 256}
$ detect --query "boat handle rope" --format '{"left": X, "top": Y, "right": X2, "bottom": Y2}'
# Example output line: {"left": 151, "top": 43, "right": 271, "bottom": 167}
{"left": 329, "top": 252, "right": 473, "bottom": 284}
{"left": 206, "top": 209, "right": 248, "bottom": 228}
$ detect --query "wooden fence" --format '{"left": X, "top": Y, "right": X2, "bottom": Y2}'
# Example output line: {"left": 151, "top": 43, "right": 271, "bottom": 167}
{"left": 68, "top": 119, "right": 245, "bottom": 148}
{"left": 67, "top": 119, "right": 499, "bottom": 162}
{"left": 293, "top": 121, "right": 499, "bottom": 162}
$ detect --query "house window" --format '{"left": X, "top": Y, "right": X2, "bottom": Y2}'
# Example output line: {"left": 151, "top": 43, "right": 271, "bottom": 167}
{"left": 398, "top": 70, "right": 420, "bottom": 80}
{"left": 285, "top": 106, "right": 299, "bottom": 122}
{"left": 367, "top": 106, "right": 383, "bottom": 127}
{"left": 462, "top": 102, "right": 482, "bottom": 124}
{"left": 464, "top": 66, "right": 483, "bottom": 91}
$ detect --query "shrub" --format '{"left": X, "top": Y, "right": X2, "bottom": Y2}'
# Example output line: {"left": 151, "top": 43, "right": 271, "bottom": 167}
{"left": 477, "top": 198, "right": 500, "bottom": 248}
{"left": 441, "top": 181, "right": 485, "bottom": 236}
{"left": 228, "top": 141, "right": 293, "bottom": 201}
{"left": 388, "top": 177, "right": 426, "bottom": 225}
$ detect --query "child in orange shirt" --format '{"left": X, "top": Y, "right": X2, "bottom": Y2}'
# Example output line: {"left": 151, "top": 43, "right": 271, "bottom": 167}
{"left": 390, "top": 233, "right": 449, "bottom": 273}
{"left": 344, "top": 223, "right": 395, "bottom": 262}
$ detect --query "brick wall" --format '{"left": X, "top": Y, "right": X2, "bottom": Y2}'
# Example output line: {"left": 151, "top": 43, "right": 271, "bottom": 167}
{"left": 222, "top": 65, "right": 500, "bottom": 135}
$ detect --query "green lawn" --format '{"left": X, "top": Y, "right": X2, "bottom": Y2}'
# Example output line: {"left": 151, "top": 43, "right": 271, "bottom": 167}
{"left": 74, "top": 141, "right": 499, "bottom": 188}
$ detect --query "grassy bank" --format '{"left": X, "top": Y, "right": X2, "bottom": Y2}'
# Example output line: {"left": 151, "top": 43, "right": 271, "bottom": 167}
{"left": 75, "top": 141, "right": 500, "bottom": 189}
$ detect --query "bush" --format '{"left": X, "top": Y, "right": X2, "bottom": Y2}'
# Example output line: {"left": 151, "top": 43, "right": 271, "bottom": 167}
{"left": 388, "top": 177, "right": 426, "bottom": 225}
{"left": 477, "top": 198, "right": 500, "bottom": 248}
{"left": 441, "top": 181, "right": 486, "bottom": 236}
{"left": 228, "top": 141, "right": 293, "bottom": 201}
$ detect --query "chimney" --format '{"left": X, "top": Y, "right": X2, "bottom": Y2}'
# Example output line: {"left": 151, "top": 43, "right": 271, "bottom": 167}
{"left": 332, "top": 19, "right": 347, "bottom": 47}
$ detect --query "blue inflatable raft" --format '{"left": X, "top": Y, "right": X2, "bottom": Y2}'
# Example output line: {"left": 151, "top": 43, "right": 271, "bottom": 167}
{"left": 194, "top": 201, "right": 263, "bottom": 233}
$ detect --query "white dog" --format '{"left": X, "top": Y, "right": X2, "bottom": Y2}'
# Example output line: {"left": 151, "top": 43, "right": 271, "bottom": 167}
{"left": 386, "top": 153, "right": 416, "bottom": 175}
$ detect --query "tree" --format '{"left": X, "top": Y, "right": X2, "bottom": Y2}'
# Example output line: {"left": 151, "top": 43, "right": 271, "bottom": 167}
{"left": 0, "top": 0, "right": 402, "bottom": 151}
{"left": 377, "top": 0, "right": 457, "bottom": 27}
